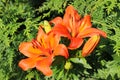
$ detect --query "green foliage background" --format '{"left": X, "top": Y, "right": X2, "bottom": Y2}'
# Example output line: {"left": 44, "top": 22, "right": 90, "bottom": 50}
{"left": 0, "top": 0, "right": 120, "bottom": 80}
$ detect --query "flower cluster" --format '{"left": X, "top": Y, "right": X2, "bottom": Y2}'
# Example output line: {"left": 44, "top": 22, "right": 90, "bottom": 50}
{"left": 18, "top": 5, "right": 107, "bottom": 76}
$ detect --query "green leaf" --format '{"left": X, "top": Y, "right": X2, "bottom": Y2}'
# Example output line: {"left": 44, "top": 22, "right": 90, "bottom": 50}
{"left": 70, "top": 58, "right": 81, "bottom": 63}
{"left": 70, "top": 58, "right": 92, "bottom": 69}
{"left": 79, "top": 58, "right": 92, "bottom": 69}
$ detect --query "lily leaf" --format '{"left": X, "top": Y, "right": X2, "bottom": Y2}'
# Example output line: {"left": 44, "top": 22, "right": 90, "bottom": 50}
{"left": 70, "top": 58, "right": 92, "bottom": 69}
{"left": 70, "top": 58, "right": 81, "bottom": 63}
{"left": 79, "top": 58, "right": 92, "bottom": 69}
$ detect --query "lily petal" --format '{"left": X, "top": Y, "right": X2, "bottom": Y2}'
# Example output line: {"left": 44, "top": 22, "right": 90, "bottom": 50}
{"left": 50, "top": 24, "right": 71, "bottom": 38}
{"left": 78, "top": 15, "right": 92, "bottom": 33}
{"left": 36, "top": 27, "right": 47, "bottom": 43}
{"left": 63, "top": 5, "right": 81, "bottom": 33}
{"left": 18, "top": 57, "right": 42, "bottom": 71}
{"left": 78, "top": 28, "right": 107, "bottom": 38}
{"left": 36, "top": 56, "right": 53, "bottom": 76}
{"left": 50, "top": 17, "right": 63, "bottom": 25}
{"left": 68, "top": 37, "right": 84, "bottom": 50}
{"left": 82, "top": 35, "right": 100, "bottom": 57}
{"left": 19, "top": 42, "right": 42, "bottom": 57}
{"left": 53, "top": 44, "right": 69, "bottom": 59}
{"left": 48, "top": 34, "right": 60, "bottom": 50}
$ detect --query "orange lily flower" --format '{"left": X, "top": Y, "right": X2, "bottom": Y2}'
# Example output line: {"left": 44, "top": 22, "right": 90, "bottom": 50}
{"left": 50, "top": 5, "right": 107, "bottom": 50}
{"left": 18, "top": 27, "right": 69, "bottom": 76}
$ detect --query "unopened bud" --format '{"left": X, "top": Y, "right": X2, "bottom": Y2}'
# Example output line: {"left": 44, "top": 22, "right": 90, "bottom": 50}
{"left": 64, "top": 61, "right": 73, "bottom": 70}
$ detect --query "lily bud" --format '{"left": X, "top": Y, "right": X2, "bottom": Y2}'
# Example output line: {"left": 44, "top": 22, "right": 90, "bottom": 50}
{"left": 82, "top": 35, "right": 100, "bottom": 57}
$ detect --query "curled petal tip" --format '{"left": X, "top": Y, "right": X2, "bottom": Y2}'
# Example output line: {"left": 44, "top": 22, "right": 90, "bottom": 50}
{"left": 50, "top": 17, "right": 63, "bottom": 25}
{"left": 103, "top": 32, "right": 107, "bottom": 38}
{"left": 68, "top": 38, "right": 83, "bottom": 50}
